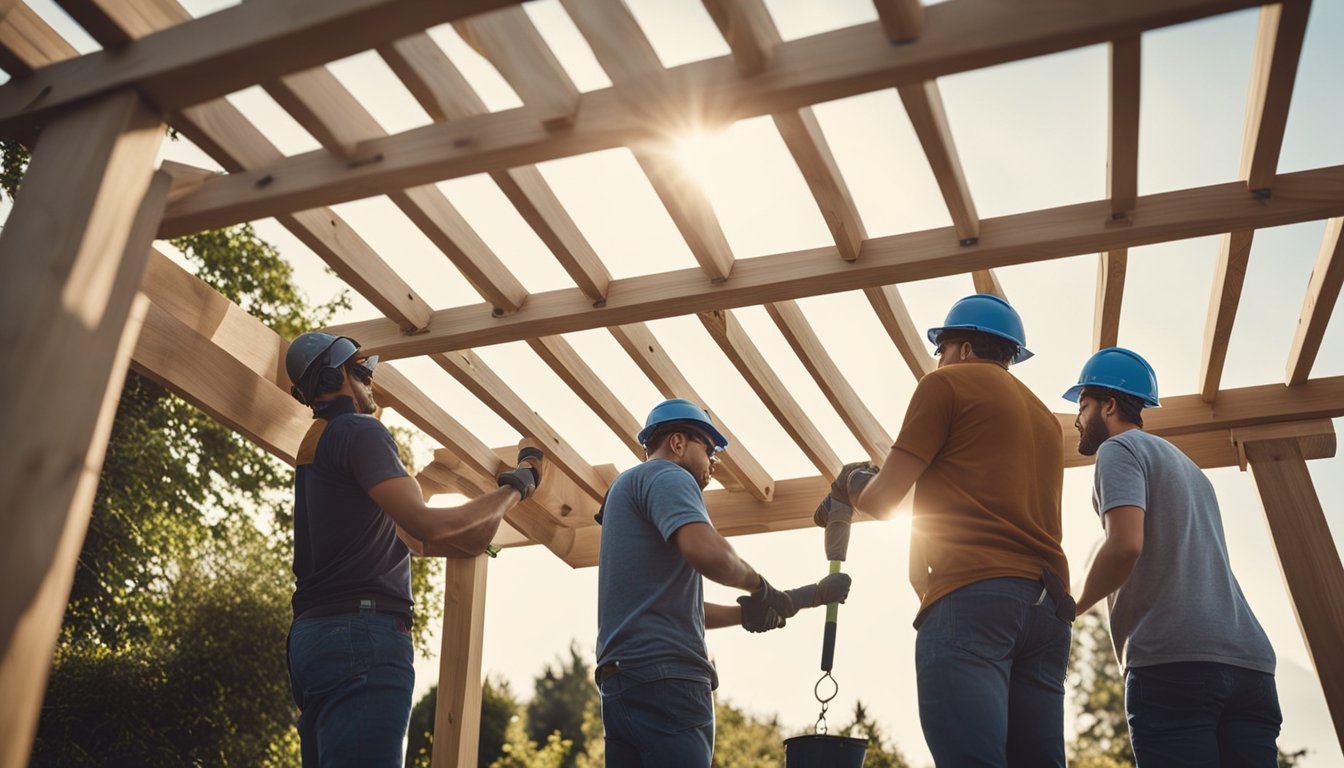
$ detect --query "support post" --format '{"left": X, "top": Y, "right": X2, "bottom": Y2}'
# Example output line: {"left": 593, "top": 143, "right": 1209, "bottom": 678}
{"left": 1243, "top": 437, "right": 1344, "bottom": 754}
{"left": 0, "top": 89, "right": 166, "bottom": 767}
{"left": 432, "top": 554, "right": 489, "bottom": 768}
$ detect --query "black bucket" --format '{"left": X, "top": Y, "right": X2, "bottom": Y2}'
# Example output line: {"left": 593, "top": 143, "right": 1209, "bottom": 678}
{"left": 783, "top": 734, "right": 868, "bottom": 768}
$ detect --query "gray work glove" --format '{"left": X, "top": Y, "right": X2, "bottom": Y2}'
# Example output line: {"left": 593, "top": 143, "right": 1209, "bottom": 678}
{"left": 738, "top": 577, "right": 792, "bottom": 633}
{"left": 814, "top": 493, "right": 857, "bottom": 561}
{"left": 831, "top": 461, "right": 878, "bottom": 508}
{"left": 783, "top": 573, "right": 852, "bottom": 614}
{"left": 497, "top": 446, "right": 543, "bottom": 501}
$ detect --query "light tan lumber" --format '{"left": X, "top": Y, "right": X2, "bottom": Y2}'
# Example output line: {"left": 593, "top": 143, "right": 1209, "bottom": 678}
{"left": 875, "top": 0, "right": 925, "bottom": 43}
{"left": 560, "top": 0, "right": 736, "bottom": 282}
{"left": 971, "top": 269, "right": 1006, "bottom": 299}
{"left": 1093, "top": 249, "right": 1127, "bottom": 350}
{"left": 1199, "top": 230, "right": 1255, "bottom": 402}
{"left": 700, "top": 309, "right": 843, "bottom": 479}
{"left": 610, "top": 323, "right": 774, "bottom": 501}
{"left": 701, "top": 0, "right": 777, "bottom": 76}
{"left": 1287, "top": 218, "right": 1344, "bottom": 385}
{"left": 53, "top": 0, "right": 182, "bottom": 45}
{"left": 1240, "top": 0, "right": 1312, "bottom": 192}
{"left": 701, "top": 0, "right": 867, "bottom": 261}
{"left": 1230, "top": 419, "right": 1336, "bottom": 470}
{"left": 1060, "top": 418, "right": 1336, "bottom": 471}
{"left": 264, "top": 67, "right": 384, "bottom": 160}
{"left": 1109, "top": 37, "right": 1141, "bottom": 216}
{"left": 766, "top": 301, "right": 892, "bottom": 462}
{"left": 432, "top": 554, "right": 489, "bottom": 768}
{"left": 0, "top": 90, "right": 165, "bottom": 768}
{"left": 0, "top": 3, "right": 77, "bottom": 75}
{"left": 323, "top": 165, "right": 1344, "bottom": 358}
{"left": 161, "top": 158, "right": 214, "bottom": 205}
{"left": 899, "top": 79, "right": 977, "bottom": 244}
{"left": 155, "top": 0, "right": 1275, "bottom": 233}
{"left": 453, "top": 6, "right": 580, "bottom": 128}
{"left": 432, "top": 350, "right": 609, "bottom": 503}
{"left": 1243, "top": 437, "right": 1344, "bottom": 753}
{"left": 528, "top": 335, "right": 645, "bottom": 457}
{"left": 0, "top": 0, "right": 523, "bottom": 136}
{"left": 865, "top": 285, "right": 936, "bottom": 379}
{"left": 132, "top": 300, "right": 308, "bottom": 464}
{"left": 379, "top": 34, "right": 610, "bottom": 301}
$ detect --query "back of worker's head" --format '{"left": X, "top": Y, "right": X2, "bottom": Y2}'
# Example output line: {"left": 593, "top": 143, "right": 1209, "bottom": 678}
{"left": 286, "top": 332, "right": 375, "bottom": 406}
{"left": 926, "top": 294, "right": 1033, "bottom": 366}
{"left": 1063, "top": 346, "right": 1160, "bottom": 428}
{"left": 637, "top": 399, "right": 728, "bottom": 455}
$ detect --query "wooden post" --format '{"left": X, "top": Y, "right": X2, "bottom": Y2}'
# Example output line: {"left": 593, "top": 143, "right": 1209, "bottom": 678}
{"left": 0, "top": 89, "right": 166, "bottom": 767}
{"left": 1243, "top": 437, "right": 1344, "bottom": 754}
{"left": 432, "top": 554, "right": 489, "bottom": 768}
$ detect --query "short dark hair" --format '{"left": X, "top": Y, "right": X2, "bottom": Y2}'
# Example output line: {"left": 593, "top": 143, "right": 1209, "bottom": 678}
{"left": 643, "top": 421, "right": 712, "bottom": 455}
{"left": 1080, "top": 386, "right": 1145, "bottom": 427}
{"left": 935, "top": 330, "right": 1018, "bottom": 365}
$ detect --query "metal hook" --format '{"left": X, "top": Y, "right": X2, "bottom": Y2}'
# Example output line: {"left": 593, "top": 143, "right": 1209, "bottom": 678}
{"left": 814, "top": 670, "right": 838, "bottom": 734}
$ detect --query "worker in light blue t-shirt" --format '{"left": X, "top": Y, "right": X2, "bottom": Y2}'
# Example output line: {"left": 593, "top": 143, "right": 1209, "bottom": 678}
{"left": 594, "top": 398, "right": 851, "bottom": 768}
{"left": 1065, "top": 347, "right": 1279, "bottom": 767}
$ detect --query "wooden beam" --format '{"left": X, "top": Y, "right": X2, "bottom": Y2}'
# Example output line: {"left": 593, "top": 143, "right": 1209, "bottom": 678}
{"left": 432, "top": 555, "right": 488, "bottom": 768}
{"left": 1109, "top": 37, "right": 1141, "bottom": 216}
{"left": 1093, "top": 249, "right": 1127, "bottom": 350}
{"left": 432, "top": 350, "right": 609, "bottom": 502}
{"left": 561, "top": 0, "right": 736, "bottom": 282}
{"left": 875, "top": 0, "right": 925, "bottom": 43}
{"left": 379, "top": 34, "right": 610, "bottom": 301}
{"left": 899, "top": 80, "right": 977, "bottom": 245}
{"left": 324, "top": 165, "right": 1344, "bottom": 358}
{"left": 453, "top": 6, "right": 579, "bottom": 128}
{"left": 527, "top": 335, "right": 645, "bottom": 457}
{"left": 1287, "top": 218, "right": 1344, "bottom": 385}
{"left": 701, "top": 0, "right": 777, "bottom": 76}
{"left": 700, "top": 309, "right": 843, "bottom": 479}
{"left": 865, "top": 285, "right": 936, "bottom": 379}
{"left": 0, "top": 3, "right": 77, "bottom": 76}
{"left": 0, "top": 0, "right": 523, "bottom": 136}
{"left": 971, "top": 268, "right": 1006, "bottom": 299}
{"left": 610, "top": 323, "right": 774, "bottom": 501}
{"left": 0, "top": 90, "right": 165, "bottom": 768}
{"left": 1240, "top": 0, "right": 1312, "bottom": 192}
{"left": 1199, "top": 230, "right": 1254, "bottom": 402}
{"left": 53, "top": 0, "right": 182, "bottom": 45}
{"left": 157, "top": 0, "right": 1272, "bottom": 234}
{"left": 766, "top": 300, "right": 892, "bottom": 462}
{"left": 1242, "top": 437, "right": 1344, "bottom": 753}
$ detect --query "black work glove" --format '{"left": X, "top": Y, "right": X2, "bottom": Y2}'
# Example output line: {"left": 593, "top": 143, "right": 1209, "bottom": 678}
{"left": 737, "top": 577, "right": 793, "bottom": 633}
{"left": 831, "top": 461, "right": 878, "bottom": 507}
{"left": 497, "top": 446, "right": 543, "bottom": 501}
{"left": 782, "top": 573, "right": 852, "bottom": 616}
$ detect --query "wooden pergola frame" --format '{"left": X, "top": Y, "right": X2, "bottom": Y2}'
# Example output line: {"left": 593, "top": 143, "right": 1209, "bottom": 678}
{"left": 1, "top": 1, "right": 1341, "bottom": 765}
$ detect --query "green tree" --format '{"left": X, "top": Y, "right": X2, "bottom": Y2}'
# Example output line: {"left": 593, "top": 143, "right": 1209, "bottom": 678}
{"left": 406, "top": 675, "right": 521, "bottom": 768}
{"left": 573, "top": 699, "right": 605, "bottom": 768}
{"left": 713, "top": 698, "right": 785, "bottom": 768}
{"left": 526, "top": 642, "right": 599, "bottom": 767}
{"left": 491, "top": 717, "right": 571, "bottom": 768}
{"left": 837, "top": 701, "right": 912, "bottom": 768}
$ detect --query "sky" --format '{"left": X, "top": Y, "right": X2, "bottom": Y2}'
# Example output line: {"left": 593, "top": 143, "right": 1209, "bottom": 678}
{"left": 10, "top": 0, "right": 1344, "bottom": 765}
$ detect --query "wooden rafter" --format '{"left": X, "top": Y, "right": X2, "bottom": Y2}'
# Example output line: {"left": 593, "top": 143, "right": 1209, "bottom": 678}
{"left": 1286, "top": 218, "right": 1344, "bottom": 386}
{"left": 1093, "top": 250, "right": 1127, "bottom": 351}
{"left": 700, "top": 309, "right": 843, "bottom": 479}
{"left": 1094, "top": 36, "right": 1140, "bottom": 350}
{"left": 1199, "top": 230, "right": 1255, "bottom": 402}
{"left": 157, "top": 0, "right": 1277, "bottom": 237}
{"left": 527, "top": 335, "right": 645, "bottom": 457}
{"left": 0, "top": 0, "right": 523, "bottom": 135}
{"left": 453, "top": 6, "right": 580, "bottom": 128}
{"left": 1240, "top": 0, "right": 1312, "bottom": 193}
{"left": 875, "top": 0, "right": 925, "bottom": 43}
{"left": 561, "top": 0, "right": 736, "bottom": 282}
{"left": 0, "top": 3, "right": 76, "bottom": 75}
{"left": 701, "top": 0, "right": 776, "bottom": 76}
{"left": 327, "top": 165, "right": 1344, "bottom": 359}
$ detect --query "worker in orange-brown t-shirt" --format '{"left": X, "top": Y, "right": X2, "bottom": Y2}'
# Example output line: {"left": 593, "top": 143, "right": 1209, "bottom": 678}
{"left": 815, "top": 294, "right": 1075, "bottom": 767}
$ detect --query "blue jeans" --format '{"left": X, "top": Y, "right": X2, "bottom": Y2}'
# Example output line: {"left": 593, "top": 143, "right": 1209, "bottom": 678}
{"left": 288, "top": 612, "right": 415, "bottom": 767}
{"left": 600, "top": 664, "right": 715, "bottom": 768}
{"left": 1126, "top": 661, "right": 1281, "bottom": 767}
{"left": 915, "top": 577, "right": 1072, "bottom": 767}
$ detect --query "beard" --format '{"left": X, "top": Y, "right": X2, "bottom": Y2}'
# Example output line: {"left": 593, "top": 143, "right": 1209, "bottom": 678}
{"left": 1077, "top": 409, "right": 1111, "bottom": 456}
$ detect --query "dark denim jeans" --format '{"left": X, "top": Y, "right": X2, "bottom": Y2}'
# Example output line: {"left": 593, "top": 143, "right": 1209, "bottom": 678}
{"left": 600, "top": 663, "right": 715, "bottom": 768}
{"left": 288, "top": 611, "right": 415, "bottom": 768}
{"left": 1126, "top": 661, "right": 1281, "bottom": 767}
{"left": 915, "top": 577, "right": 1072, "bottom": 767}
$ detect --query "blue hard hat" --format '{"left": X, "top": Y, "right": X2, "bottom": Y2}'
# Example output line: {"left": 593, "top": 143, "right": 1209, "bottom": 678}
{"left": 285, "top": 332, "right": 377, "bottom": 404}
{"left": 637, "top": 398, "right": 728, "bottom": 452}
{"left": 1063, "top": 347, "right": 1161, "bottom": 408}
{"left": 926, "top": 294, "right": 1033, "bottom": 364}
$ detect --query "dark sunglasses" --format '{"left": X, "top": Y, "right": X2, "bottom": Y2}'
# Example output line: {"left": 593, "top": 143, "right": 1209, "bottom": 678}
{"left": 349, "top": 356, "right": 378, "bottom": 384}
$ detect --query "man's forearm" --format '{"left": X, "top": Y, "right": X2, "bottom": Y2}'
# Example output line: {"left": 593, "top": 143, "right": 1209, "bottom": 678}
{"left": 1076, "top": 544, "right": 1139, "bottom": 614}
{"left": 705, "top": 602, "right": 741, "bottom": 629}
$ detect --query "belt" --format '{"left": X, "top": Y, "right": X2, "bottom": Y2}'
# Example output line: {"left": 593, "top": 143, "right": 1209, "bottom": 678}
{"left": 595, "top": 662, "right": 621, "bottom": 686}
{"left": 296, "top": 598, "right": 413, "bottom": 631}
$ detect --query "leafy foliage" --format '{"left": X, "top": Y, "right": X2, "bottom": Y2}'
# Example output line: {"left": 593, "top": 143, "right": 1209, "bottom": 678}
{"left": 526, "top": 642, "right": 599, "bottom": 767}
{"left": 835, "top": 701, "right": 913, "bottom": 768}
{"left": 405, "top": 676, "right": 521, "bottom": 768}
{"left": 0, "top": 138, "right": 29, "bottom": 201}
{"left": 1069, "top": 608, "right": 1134, "bottom": 765}
{"left": 712, "top": 699, "right": 785, "bottom": 768}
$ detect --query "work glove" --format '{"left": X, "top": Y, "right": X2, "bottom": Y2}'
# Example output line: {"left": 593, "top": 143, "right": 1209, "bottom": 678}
{"left": 831, "top": 461, "right": 878, "bottom": 508}
{"left": 813, "top": 494, "right": 856, "bottom": 561}
{"left": 738, "top": 577, "right": 792, "bottom": 633}
{"left": 497, "top": 446, "right": 543, "bottom": 501}
{"left": 782, "top": 573, "right": 852, "bottom": 614}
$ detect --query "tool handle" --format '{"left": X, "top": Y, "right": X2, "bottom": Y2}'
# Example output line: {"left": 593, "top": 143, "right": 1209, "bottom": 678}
{"left": 820, "top": 560, "right": 842, "bottom": 671}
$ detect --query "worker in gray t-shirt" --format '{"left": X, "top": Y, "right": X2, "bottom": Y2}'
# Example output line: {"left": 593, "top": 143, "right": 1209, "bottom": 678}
{"left": 1064, "top": 347, "right": 1280, "bottom": 766}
